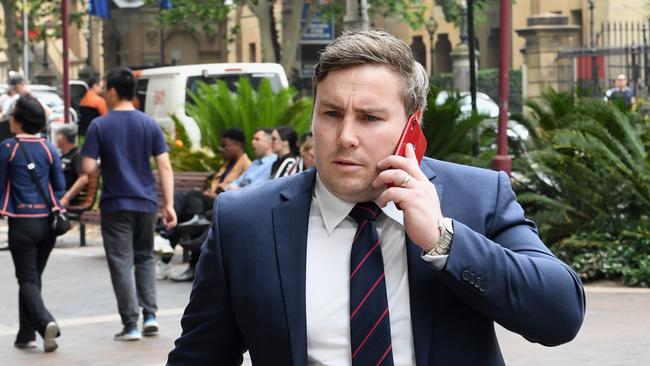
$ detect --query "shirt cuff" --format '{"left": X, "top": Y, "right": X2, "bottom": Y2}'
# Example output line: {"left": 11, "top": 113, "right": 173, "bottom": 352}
{"left": 420, "top": 251, "right": 449, "bottom": 269}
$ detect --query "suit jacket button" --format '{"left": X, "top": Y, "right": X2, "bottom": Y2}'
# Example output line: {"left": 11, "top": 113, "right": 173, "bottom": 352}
{"left": 462, "top": 270, "right": 470, "bottom": 281}
{"left": 468, "top": 274, "right": 475, "bottom": 285}
{"left": 475, "top": 277, "right": 482, "bottom": 288}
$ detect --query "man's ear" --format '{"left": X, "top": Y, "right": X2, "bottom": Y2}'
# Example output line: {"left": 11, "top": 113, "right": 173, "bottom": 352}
{"left": 412, "top": 110, "right": 423, "bottom": 126}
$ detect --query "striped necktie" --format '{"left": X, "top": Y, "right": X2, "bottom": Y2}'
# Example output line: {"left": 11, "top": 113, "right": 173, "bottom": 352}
{"left": 348, "top": 202, "right": 394, "bottom": 366}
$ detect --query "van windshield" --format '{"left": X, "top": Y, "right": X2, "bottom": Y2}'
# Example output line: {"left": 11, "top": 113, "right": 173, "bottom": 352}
{"left": 185, "top": 73, "right": 283, "bottom": 115}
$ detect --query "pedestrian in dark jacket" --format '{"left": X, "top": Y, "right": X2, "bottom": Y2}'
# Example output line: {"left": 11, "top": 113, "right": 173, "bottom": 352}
{"left": 0, "top": 96, "right": 65, "bottom": 353}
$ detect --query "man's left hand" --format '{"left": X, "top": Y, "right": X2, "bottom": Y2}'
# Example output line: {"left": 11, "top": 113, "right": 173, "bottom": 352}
{"left": 373, "top": 143, "right": 442, "bottom": 252}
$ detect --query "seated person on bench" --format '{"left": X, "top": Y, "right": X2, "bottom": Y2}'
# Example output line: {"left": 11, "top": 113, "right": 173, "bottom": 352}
{"left": 161, "top": 128, "right": 251, "bottom": 282}
{"left": 56, "top": 124, "right": 89, "bottom": 207}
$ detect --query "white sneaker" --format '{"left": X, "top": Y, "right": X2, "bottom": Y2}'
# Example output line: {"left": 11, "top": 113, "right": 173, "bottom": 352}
{"left": 156, "top": 259, "right": 173, "bottom": 280}
{"left": 43, "top": 322, "right": 59, "bottom": 352}
{"left": 154, "top": 236, "right": 174, "bottom": 256}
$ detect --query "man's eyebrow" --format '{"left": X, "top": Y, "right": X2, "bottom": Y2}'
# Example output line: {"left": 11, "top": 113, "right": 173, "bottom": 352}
{"left": 318, "top": 100, "right": 390, "bottom": 115}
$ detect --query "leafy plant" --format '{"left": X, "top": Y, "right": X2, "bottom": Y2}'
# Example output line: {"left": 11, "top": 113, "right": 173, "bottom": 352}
{"left": 512, "top": 88, "right": 650, "bottom": 243}
{"left": 166, "top": 116, "right": 223, "bottom": 172}
{"left": 185, "top": 77, "right": 313, "bottom": 159}
{"left": 422, "top": 87, "right": 494, "bottom": 168}
{"left": 510, "top": 88, "right": 650, "bottom": 286}
{"left": 554, "top": 220, "right": 650, "bottom": 287}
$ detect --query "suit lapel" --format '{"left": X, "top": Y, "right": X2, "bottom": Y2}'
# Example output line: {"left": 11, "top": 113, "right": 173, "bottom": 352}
{"left": 272, "top": 169, "right": 317, "bottom": 366}
{"left": 270, "top": 161, "right": 442, "bottom": 366}
{"left": 407, "top": 159, "right": 440, "bottom": 366}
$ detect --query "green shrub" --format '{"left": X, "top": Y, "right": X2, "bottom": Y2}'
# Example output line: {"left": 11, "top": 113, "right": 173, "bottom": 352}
{"left": 513, "top": 88, "right": 650, "bottom": 286}
{"left": 185, "top": 77, "right": 313, "bottom": 159}
{"left": 513, "top": 88, "right": 650, "bottom": 242}
{"left": 423, "top": 87, "right": 494, "bottom": 168}
{"left": 554, "top": 221, "right": 650, "bottom": 287}
{"left": 166, "top": 117, "right": 222, "bottom": 172}
{"left": 429, "top": 68, "right": 523, "bottom": 114}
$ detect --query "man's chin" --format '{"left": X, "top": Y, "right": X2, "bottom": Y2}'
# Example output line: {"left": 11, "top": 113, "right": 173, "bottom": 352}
{"left": 323, "top": 178, "right": 380, "bottom": 203}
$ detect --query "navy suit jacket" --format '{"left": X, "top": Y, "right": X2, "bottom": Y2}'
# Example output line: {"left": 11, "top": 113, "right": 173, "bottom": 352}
{"left": 167, "top": 158, "right": 585, "bottom": 366}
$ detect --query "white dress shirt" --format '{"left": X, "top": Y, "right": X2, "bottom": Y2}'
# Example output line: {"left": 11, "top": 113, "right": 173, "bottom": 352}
{"left": 305, "top": 175, "right": 448, "bottom": 365}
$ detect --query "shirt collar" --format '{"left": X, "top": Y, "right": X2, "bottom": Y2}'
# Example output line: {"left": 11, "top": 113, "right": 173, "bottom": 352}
{"left": 314, "top": 173, "right": 404, "bottom": 235}
{"left": 256, "top": 153, "right": 277, "bottom": 165}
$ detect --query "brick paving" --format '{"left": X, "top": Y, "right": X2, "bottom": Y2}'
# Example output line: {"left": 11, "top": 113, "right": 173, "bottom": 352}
{"left": 0, "top": 221, "right": 648, "bottom": 366}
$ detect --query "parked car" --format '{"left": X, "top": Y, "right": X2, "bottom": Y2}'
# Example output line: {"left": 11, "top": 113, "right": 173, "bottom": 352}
{"left": 0, "top": 83, "right": 78, "bottom": 142}
{"left": 133, "top": 63, "right": 289, "bottom": 147}
{"left": 434, "top": 90, "right": 528, "bottom": 141}
{"left": 70, "top": 79, "right": 89, "bottom": 112}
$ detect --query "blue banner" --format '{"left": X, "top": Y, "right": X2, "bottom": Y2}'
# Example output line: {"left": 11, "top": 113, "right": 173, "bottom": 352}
{"left": 158, "top": 0, "right": 172, "bottom": 9}
{"left": 301, "top": 4, "right": 334, "bottom": 43}
{"left": 88, "top": 0, "right": 111, "bottom": 19}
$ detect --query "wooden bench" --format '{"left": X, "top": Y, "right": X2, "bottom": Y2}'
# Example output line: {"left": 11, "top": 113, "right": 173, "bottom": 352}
{"left": 156, "top": 171, "right": 213, "bottom": 262}
{"left": 155, "top": 171, "right": 213, "bottom": 208}
{"left": 74, "top": 171, "right": 213, "bottom": 248}
{"left": 67, "top": 170, "right": 100, "bottom": 247}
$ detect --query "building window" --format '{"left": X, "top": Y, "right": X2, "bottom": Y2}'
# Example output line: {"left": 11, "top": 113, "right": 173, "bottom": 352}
{"left": 249, "top": 43, "right": 256, "bottom": 63}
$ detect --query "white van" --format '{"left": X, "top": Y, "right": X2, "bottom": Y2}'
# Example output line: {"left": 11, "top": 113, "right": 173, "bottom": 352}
{"left": 134, "top": 63, "right": 289, "bottom": 147}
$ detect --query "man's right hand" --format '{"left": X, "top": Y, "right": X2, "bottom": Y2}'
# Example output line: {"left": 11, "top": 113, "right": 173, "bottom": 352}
{"left": 162, "top": 205, "right": 178, "bottom": 229}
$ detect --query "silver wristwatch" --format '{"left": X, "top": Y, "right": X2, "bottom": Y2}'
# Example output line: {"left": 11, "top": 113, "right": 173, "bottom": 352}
{"left": 427, "top": 217, "right": 454, "bottom": 256}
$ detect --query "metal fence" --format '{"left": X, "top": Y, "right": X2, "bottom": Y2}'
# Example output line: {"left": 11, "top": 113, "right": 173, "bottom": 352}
{"left": 551, "top": 21, "right": 650, "bottom": 97}
{"left": 556, "top": 45, "right": 649, "bottom": 97}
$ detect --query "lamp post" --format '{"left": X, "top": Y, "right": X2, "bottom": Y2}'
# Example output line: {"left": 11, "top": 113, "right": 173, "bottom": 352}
{"left": 492, "top": 0, "right": 512, "bottom": 175}
{"left": 425, "top": 15, "right": 438, "bottom": 76}
{"left": 22, "top": 0, "right": 29, "bottom": 80}
{"left": 588, "top": 0, "right": 598, "bottom": 96}
{"left": 588, "top": 0, "right": 595, "bottom": 48}
{"left": 41, "top": 20, "right": 56, "bottom": 70}
{"left": 458, "top": 0, "right": 468, "bottom": 45}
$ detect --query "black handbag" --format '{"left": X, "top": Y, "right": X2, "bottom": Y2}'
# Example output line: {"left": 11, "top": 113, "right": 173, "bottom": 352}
{"left": 17, "top": 141, "right": 71, "bottom": 236}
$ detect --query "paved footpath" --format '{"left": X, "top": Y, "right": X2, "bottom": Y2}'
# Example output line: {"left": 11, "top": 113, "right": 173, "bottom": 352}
{"left": 0, "top": 224, "right": 648, "bottom": 366}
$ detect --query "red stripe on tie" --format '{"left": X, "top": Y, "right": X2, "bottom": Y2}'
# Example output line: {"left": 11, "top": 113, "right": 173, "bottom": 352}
{"left": 352, "top": 307, "right": 390, "bottom": 359}
{"left": 353, "top": 220, "right": 368, "bottom": 243}
{"left": 350, "top": 239, "right": 381, "bottom": 279}
{"left": 357, "top": 205, "right": 379, "bottom": 218}
{"left": 350, "top": 272, "right": 385, "bottom": 320}
{"left": 375, "top": 344, "right": 393, "bottom": 366}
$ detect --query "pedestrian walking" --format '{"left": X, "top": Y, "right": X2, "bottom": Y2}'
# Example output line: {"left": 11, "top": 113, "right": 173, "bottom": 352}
{"left": 81, "top": 68, "right": 177, "bottom": 341}
{"left": 0, "top": 95, "right": 65, "bottom": 352}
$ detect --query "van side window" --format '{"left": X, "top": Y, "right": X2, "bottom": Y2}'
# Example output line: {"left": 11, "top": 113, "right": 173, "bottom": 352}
{"left": 136, "top": 79, "right": 148, "bottom": 112}
{"left": 185, "top": 74, "right": 282, "bottom": 113}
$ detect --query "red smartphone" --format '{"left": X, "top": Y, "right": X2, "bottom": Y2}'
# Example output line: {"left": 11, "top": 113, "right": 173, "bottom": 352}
{"left": 394, "top": 114, "right": 427, "bottom": 163}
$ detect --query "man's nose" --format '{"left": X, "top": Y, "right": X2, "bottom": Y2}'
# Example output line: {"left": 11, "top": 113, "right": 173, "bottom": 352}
{"left": 337, "top": 116, "right": 360, "bottom": 148}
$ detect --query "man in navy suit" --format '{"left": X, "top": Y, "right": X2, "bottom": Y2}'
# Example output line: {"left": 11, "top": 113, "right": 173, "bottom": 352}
{"left": 167, "top": 30, "right": 585, "bottom": 366}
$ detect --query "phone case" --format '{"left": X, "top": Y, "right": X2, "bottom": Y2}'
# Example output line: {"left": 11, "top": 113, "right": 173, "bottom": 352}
{"left": 394, "top": 114, "right": 427, "bottom": 164}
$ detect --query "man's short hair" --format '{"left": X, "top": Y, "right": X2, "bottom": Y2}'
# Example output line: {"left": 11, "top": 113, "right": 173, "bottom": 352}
{"left": 222, "top": 128, "right": 246, "bottom": 145}
{"left": 313, "top": 30, "right": 429, "bottom": 115}
{"left": 105, "top": 68, "right": 137, "bottom": 100}
{"left": 255, "top": 128, "right": 274, "bottom": 143}
{"left": 9, "top": 74, "right": 25, "bottom": 88}
{"left": 87, "top": 75, "right": 101, "bottom": 88}
{"left": 56, "top": 123, "right": 78, "bottom": 144}
{"left": 13, "top": 96, "right": 46, "bottom": 134}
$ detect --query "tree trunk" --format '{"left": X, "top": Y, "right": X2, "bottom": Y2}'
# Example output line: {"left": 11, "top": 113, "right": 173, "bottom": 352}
{"left": 248, "top": 0, "right": 277, "bottom": 63}
{"left": 280, "top": 0, "right": 315, "bottom": 77}
{"left": 1, "top": 0, "right": 20, "bottom": 71}
{"left": 269, "top": 3, "right": 281, "bottom": 62}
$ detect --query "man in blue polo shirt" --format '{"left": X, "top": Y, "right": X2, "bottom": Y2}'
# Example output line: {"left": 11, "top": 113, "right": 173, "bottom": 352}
{"left": 81, "top": 68, "right": 177, "bottom": 342}
{"left": 226, "top": 128, "right": 277, "bottom": 190}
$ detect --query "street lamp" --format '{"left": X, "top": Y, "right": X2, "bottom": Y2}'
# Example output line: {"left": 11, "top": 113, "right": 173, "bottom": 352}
{"left": 457, "top": 0, "right": 468, "bottom": 45}
{"left": 425, "top": 15, "right": 438, "bottom": 76}
{"left": 41, "top": 20, "right": 56, "bottom": 70}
